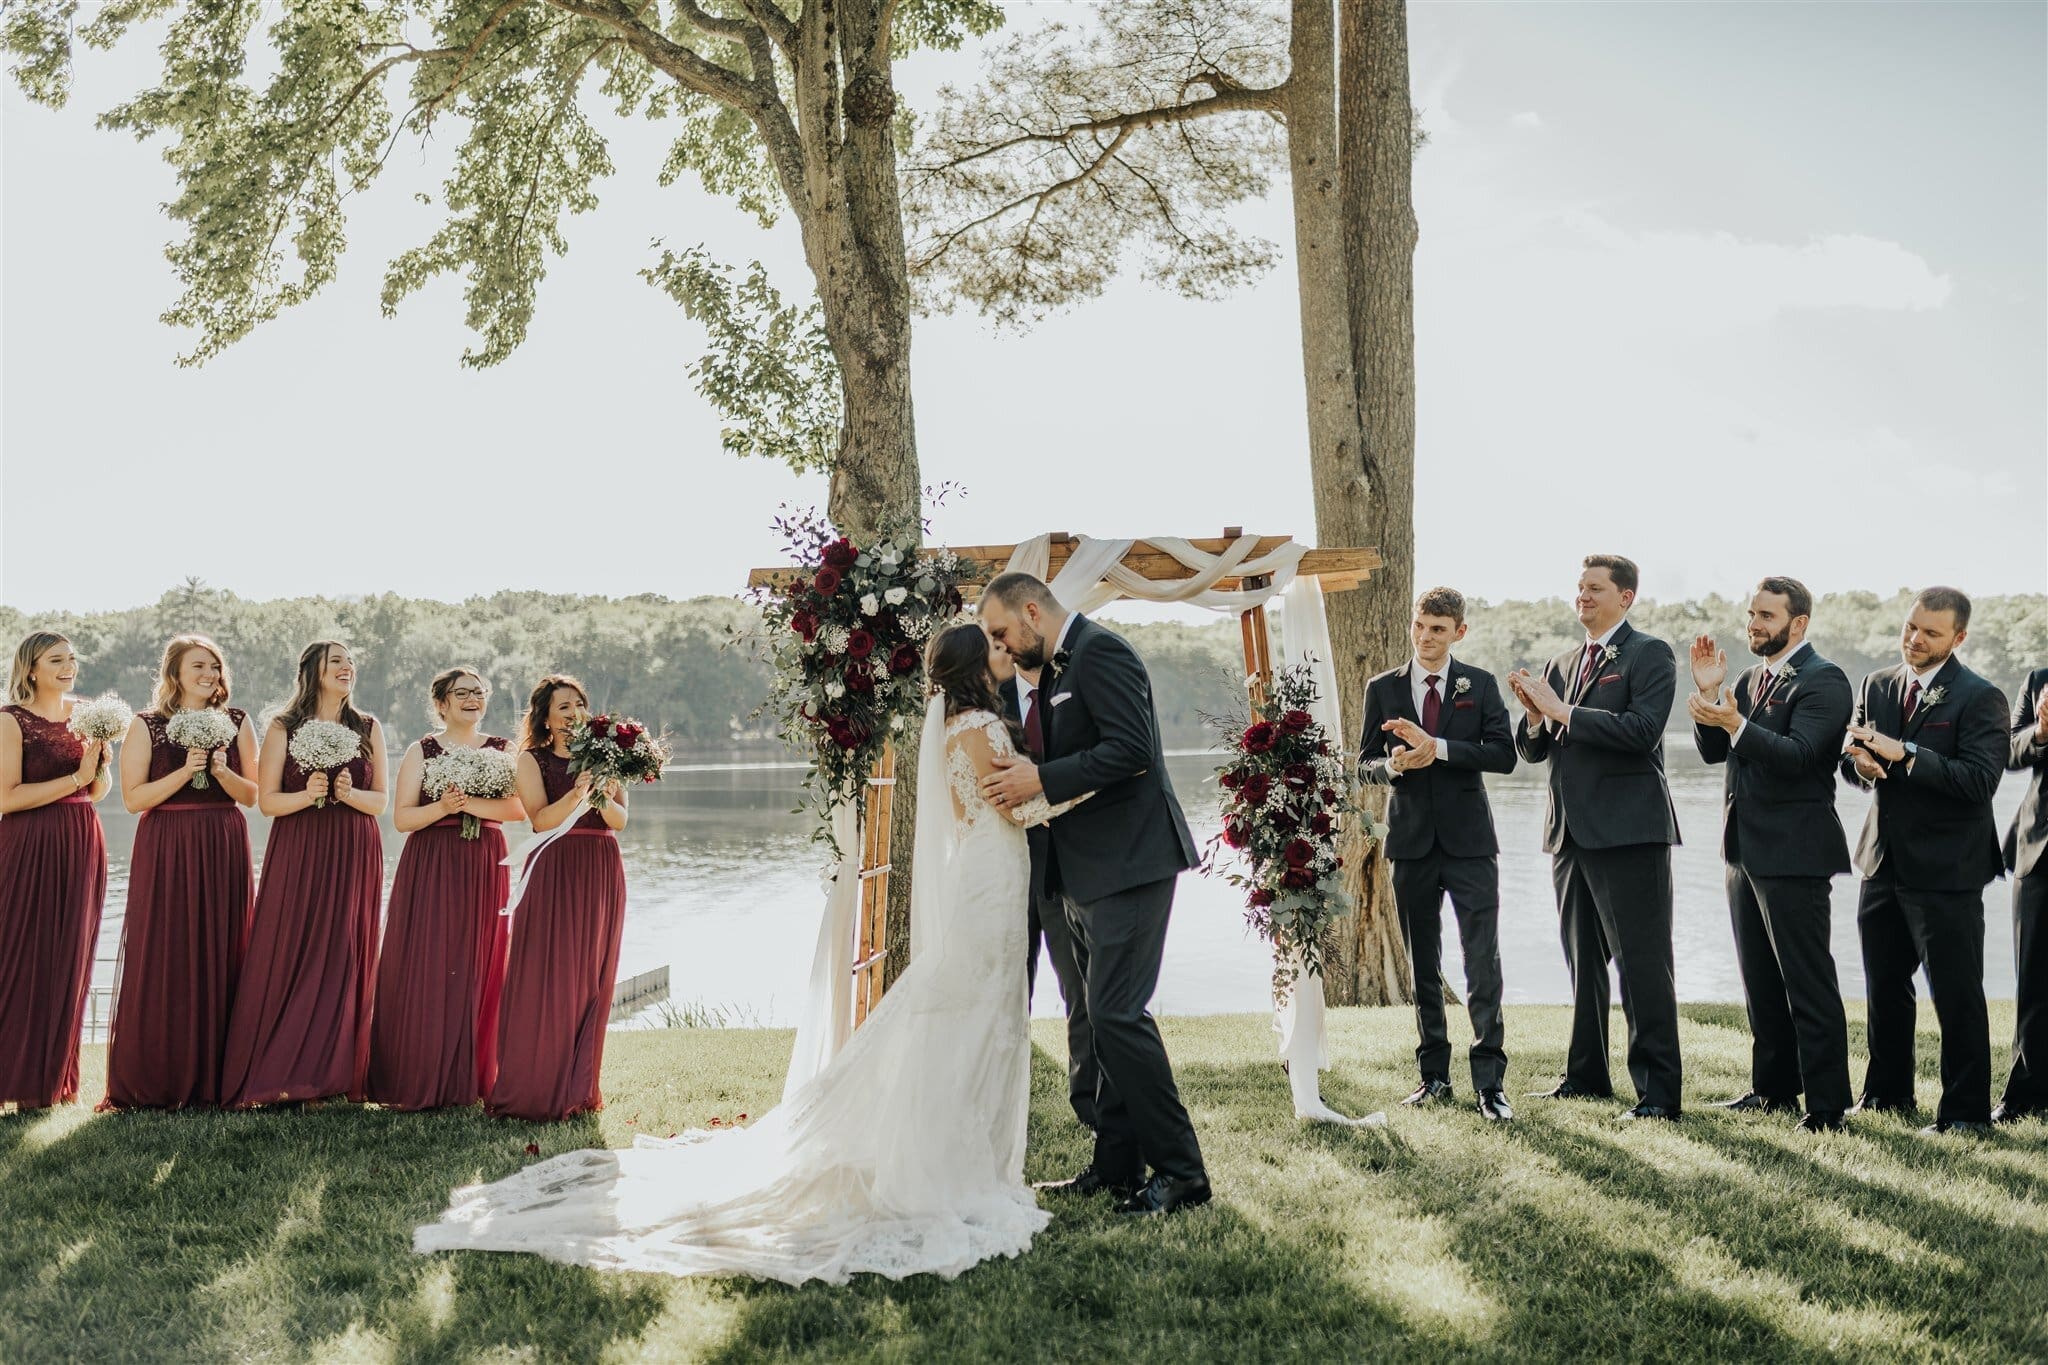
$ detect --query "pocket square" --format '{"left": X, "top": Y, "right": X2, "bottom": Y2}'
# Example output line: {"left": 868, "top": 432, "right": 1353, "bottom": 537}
{"left": 1596, "top": 673, "right": 1622, "bottom": 685}
{"left": 1922, "top": 720, "right": 1952, "bottom": 730}
{"left": 1049, "top": 692, "right": 1074, "bottom": 707}
{"left": 1454, "top": 700, "right": 1476, "bottom": 711}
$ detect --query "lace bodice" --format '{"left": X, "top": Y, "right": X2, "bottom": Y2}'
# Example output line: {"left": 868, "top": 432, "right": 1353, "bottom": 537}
{"left": 944, "top": 709, "right": 1060, "bottom": 835}
{"left": 142, "top": 707, "right": 247, "bottom": 803}
{"left": 4, "top": 704, "right": 86, "bottom": 785}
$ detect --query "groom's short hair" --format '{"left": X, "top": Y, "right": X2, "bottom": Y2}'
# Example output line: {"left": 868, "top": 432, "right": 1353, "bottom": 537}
{"left": 983, "top": 573, "right": 1058, "bottom": 612}
{"left": 1582, "top": 553, "right": 1639, "bottom": 596}
{"left": 1415, "top": 587, "right": 1466, "bottom": 624}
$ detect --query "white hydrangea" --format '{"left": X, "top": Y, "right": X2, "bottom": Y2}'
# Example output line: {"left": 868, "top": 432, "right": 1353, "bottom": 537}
{"left": 884, "top": 586, "right": 908, "bottom": 606}
{"left": 824, "top": 680, "right": 846, "bottom": 700}
{"left": 860, "top": 593, "right": 880, "bottom": 617}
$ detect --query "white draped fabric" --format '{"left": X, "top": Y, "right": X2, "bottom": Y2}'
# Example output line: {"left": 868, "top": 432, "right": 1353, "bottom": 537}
{"left": 784, "top": 799, "right": 861, "bottom": 1101}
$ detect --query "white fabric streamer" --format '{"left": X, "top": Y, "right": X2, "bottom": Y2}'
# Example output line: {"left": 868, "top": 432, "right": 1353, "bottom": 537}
{"left": 498, "top": 794, "right": 592, "bottom": 917}
{"left": 783, "top": 798, "right": 861, "bottom": 1100}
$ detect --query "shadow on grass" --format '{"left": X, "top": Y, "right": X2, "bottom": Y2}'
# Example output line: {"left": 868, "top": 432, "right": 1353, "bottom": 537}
{"left": 0, "top": 1103, "right": 666, "bottom": 1361}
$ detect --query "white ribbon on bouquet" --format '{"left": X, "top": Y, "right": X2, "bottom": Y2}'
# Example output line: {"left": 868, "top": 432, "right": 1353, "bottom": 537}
{"left": 498, "top": 794, "right": 592, "bottom": 917}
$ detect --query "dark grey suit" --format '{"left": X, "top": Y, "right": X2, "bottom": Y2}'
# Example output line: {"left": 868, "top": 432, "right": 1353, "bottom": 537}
{"left": 1841, "top": 655, "right": 2008, "bottom": 1123}
{"left": 2000, "top": 667, "right": 2048, "bottom": 1112}
{"left": 1516, "top": 619, "right": 1684, "bottom": 1108}
{"left": 1036, "top": 615, "right": 1204, "bottom": 1184}
{"left": 1693, "top": 642, "right": 1853, "bottom": 1112}
{"left": 1358, "top": 659, "right": 1517, "bottom": 1089}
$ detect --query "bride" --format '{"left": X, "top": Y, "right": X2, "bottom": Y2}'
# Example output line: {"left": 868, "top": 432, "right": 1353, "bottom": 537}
{"left": 414, "top": 622, "right": 1075, "bottom": 1284}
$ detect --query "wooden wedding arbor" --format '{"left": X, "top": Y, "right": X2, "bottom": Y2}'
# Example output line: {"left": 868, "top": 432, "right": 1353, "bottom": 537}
{"left": 748, "top": 530, "right": 1383, "bottom": 1024}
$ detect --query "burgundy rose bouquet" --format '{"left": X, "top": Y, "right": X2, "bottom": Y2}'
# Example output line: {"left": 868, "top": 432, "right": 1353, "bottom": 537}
{"left": 567, "top": 713, "right": 671, "bottom": 811}
{"left": 745, "top": 507, "right": 969, "bottom": 846}
{"left": 1204, "top": 664, "right": 1373, "bottom": 995}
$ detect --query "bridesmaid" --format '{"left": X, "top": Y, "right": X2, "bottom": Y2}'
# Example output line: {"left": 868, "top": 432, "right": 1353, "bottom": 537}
{"left": 0, "top": 632, "right": 113, "bottom": 1111}
{"left": 488, "top": 674, "right": 628, "bottom": 1122}
{"left": 103, "top": 635, "right": 259, "bottom": 1110}
{"left": 222, "top": 641, "right": 388, "bottom": 1107}
{"left": 366, "top": 667, "right": 524, "bottom": 1110}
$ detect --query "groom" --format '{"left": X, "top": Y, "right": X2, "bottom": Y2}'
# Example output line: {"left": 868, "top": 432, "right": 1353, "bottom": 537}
{"left": 979, "top": 572, "right": 1210, "bottom": 1215}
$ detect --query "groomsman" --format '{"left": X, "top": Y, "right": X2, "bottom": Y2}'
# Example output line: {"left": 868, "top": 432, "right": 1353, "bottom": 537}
{"left": 1687, "top": 578, "right": 1855, "bottom": 1132}
{"left": 1509, "top": 555, "right": 1684, "bottom": 1120}
{"left": 1994, "top": 664, "right": 2048, "bottom": 1124}
{"left": 1357, "top": 587, "right": 1518, "bottom": 1121}
{"left": 999, "top": 655, "right": 1097, "bottom": 1133}
{"left": 1840, "top": 587, "right": 2007, "bottom": 1136}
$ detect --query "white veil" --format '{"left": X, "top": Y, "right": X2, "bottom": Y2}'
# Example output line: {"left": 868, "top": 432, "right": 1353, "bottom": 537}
{"left": 907, "top": 691, "right": 956, "bottom": 965}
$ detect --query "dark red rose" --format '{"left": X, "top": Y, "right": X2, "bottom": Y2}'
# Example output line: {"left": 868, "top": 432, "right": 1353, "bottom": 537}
{"left": 588, "top": 715, "right": 612, "bottom": 738}
{"left": 1283, "top": 761, "right": 1315, "bottom": 789}
{"left": 888, "top": 642, "right": 919, "bottom": 676}
{"left": 1243, "top": 721, "right": 1279, "bottom": 754}
{"left": 1314, "top": 738, "right": 1331, "bottom": 757}
{"left": 1282, "top": 866, "right": 1315, "bottom": 890}
{"left": 1309, "top": 812, "right": 1334, "bottom": 836}
{"left": 1320, "top": 787, "right": 1338, "bottom": 805}
{"left": 846, "top": 629, "right": 876, "bottom": 660}
{"left": 1280, "top": 709, "right": 1313, "bottom": 733}
{"left": 614, "top": 722, "right": 643, "bottom": 747}
{"left": 1221, "top": 820, "right": 1249, "bottom": 849}
{"left": 813, "top": 566, "right": 843, "bottom": 597}
{"left": 844, "top": 661, "right": 875, "bottom": 694}
{"left": 1239, "top": 773, "right": 1272, "bottom": 805}
{"left": 822, "top": 538, "right": 857, "bottom": 570}
{"left": 785, "top": 576, "right": 810, "bottom": 599}
{"left": 1283, "top": 838, "right": 1315, "bottom": 868}
{"left": 1268, "top": 807, "right": 1299, "bottom": 834}
{"left": 1219, "top": 768, "right": 1243, "bottom": 790}
{"left": 791, "top": 609, "right": 820, "bottom": 641}
{"left": 1248, "top": 887, "right": 1276, "bottom": 907}
{"left": 824, "top": 715, "right": 869, "bottom": 751}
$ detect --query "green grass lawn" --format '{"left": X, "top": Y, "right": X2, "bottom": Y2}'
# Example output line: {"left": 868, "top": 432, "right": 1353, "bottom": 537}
{"left": 3, "top": 1004, "right": 2044, "bottom": 1363}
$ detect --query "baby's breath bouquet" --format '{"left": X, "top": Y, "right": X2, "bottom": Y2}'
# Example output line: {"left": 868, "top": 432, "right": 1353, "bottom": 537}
{"left": 289, "top": 719, "right": 363, "bottom": 808}
{"left": 67, "top": 693, "right": 133, "bottom": 746}
{"left": 165, "top": 708, "right": 239, "bottom": 788}
{"left": 422, "top": 744, "right": 520, "bottom": 838}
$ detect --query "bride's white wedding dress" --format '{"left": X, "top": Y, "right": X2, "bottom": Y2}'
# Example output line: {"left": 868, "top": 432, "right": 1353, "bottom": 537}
{"left": 413, "top": 703, "right": 1052, "bottom": 1284}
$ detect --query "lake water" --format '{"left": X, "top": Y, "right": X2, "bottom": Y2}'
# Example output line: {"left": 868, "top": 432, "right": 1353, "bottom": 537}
{"left": 83, "top": 748, "right": 2027, "bottom": 1029}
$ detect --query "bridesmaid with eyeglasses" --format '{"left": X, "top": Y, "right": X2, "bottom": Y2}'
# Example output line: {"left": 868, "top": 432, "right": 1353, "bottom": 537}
{"left": 367, "top": 667, "right": 525, "bottom": 1110}
{"left": 0, "top": 631, "right": 113, "bottom": 1111}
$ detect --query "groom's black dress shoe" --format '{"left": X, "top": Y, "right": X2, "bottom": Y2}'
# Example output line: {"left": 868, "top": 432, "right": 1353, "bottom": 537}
{"left": 1991, "top": 1101, "right": 2038, "bottom": 1125}
{"left": 1115, "top": 1174, "right": 1212, "bottom": 1216}
{"left": 1400, "top": 1079, "right": 1454, "bottom": 1107}
{"left": 1476, "top": 1089, "right": 1514, "bottom": 1123}
{"left": 1849, "top": 1095, "right": 1916, "bottom": 1117}
{"left": 1034, "top": 1166, "right": 1138, "bottom": 1199}
{"left": 1920, "top": 1119, "right": 1993, "bottom": 1137}
{"left": 1526, "top": 1079, "right": 1613, "bottom": 1101}
{"left": 1797, "top": 1111, "right": 1847, "bottom": 1133}
{"left": 1617, "top": 1104, "right": 1680, "bottom": 1122}
{"left": 1714, "top": 1092, "right": 1799, "bottom": 1115}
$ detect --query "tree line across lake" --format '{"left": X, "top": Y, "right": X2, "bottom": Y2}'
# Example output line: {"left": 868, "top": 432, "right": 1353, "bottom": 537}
{"left": 6, "top": 580, "right": 2042, "bottom": 758}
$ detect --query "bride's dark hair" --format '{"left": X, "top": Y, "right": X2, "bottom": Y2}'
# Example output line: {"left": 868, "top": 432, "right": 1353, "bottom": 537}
{"left": 924, "top": 622, "right": 1028, "bottom": 752}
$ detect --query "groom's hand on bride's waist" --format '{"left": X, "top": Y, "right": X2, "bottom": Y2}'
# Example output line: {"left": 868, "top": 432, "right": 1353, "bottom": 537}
{"left": 982, "top": 754, "right": 1044, "bottom": 809}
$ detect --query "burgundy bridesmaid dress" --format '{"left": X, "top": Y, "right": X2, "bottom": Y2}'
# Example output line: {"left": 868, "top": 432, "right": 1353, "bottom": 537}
{"left": 488, "top": 747, "right": 627, "bottom": 1122}
{"left": 102, "top": 709, "right": 255, "bottom": 1110}
{"left": 221, "top": 717, "right": 384, "bottom": 1106}
{"left": 0, "top": 705, "right": 108, "bottom": 1109}
{"left": 365, "top": 734, "right": 513, "bottom": 1110}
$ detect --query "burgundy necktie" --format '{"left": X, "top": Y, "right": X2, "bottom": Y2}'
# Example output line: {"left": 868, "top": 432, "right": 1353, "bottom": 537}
{"left": 1574, "top": 641, "right": 1603, "bottom": 701}
{"left": 1422, "top": 674, "right": 1443, "bottom": 736}
{"left": 1752, "top": 669, "right": 1780, "bottom": 713}
{"left": 1022, "top": 687, "right": 1044, "bottom": 760}
{"left": 1903, "top": 678, "right": 1921, "bottom": 725}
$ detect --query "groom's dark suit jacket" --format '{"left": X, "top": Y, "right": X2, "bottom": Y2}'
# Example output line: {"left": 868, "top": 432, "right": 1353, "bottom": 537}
{"left": 1000, "top": 675, "right": 1050, "bottom": 901}
{"left": 1839, "top": 655, "right": 2006, "bottom": 891}
{"left": 1514, "top": 619, "right": 1681, "bottom": 852}
{"left": 2005, "top": 667, "right": 2048, "bottom": 878}
{"left": 1356, "top": 659, "right": 1516, "bottom": 860}
{"left": 1693, "top": 642, "right": 1853, "bottom": 879}
{"left": 1036, "top": 615, "right": 1199, "bottom": 903}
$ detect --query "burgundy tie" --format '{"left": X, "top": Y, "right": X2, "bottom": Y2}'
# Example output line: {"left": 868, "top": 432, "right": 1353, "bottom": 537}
{"left": 1752, "top": 669, "right": 1780, "bottom": 712}
{"left": 1574, "top": 642, "right": 1603, "bottom": 700}
{"left": 1022, "top": 687, "right": 1045, "bottom": 760}
{"left": 1903, "top": 678, "right": 1921, "bottom": 725}
{"left": 1422, "top": 674, "right": 1443, "bottom": 736}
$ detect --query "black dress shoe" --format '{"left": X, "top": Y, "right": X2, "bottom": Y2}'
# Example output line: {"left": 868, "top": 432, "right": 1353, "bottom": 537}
{"left": 1797, "top": 1111, "right": 1847, "bottom": 1133}
{"left": 1618, "top": 1103, "right": 1681, "bottom": 1122}
{"left": 1921, "top": 1119, "right": 1993, "bottom": 1137}
{"left": 1476, "top": 1089, "right": 1514, "bottom": 1122}
{"left": 1991, "top": 1100, "right": 2038, "bottom": 1125}
{"left": 1116, "top": 1173, "right": 1213, "bottom": 1216}
{"left": 1714, "top": 1092, "right": 1800, "bottom": 1114}
{"left": 1849, "top": 1095, "right": 1916, "bottom": 1116}
{"left": 1034, "top": 1166, "right": 1138, "bottom": 1199}
{"left": 1401, "top": 1079, "right": 1454, "bottom": 1107}
{"left": 1526, "top": 1079, "right": 1614, "bottom": 1101}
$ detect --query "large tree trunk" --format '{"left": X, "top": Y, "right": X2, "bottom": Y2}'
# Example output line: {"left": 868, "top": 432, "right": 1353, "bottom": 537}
{"left": 1287, "top": 0, "right": 1411, "bottom": 1007}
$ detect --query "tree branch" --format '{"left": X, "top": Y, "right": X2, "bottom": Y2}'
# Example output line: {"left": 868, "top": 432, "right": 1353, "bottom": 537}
{"left": 914, "top": 123, "right": 1133, "bottom": 271}
{"left": 916, "top": 83, "right": 1282, "bottom": 178}
{"left": 423, "top": 0, "right": 531, "bottom": 114}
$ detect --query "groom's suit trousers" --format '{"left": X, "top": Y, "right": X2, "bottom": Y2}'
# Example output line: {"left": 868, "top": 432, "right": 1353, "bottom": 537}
{"left": 1063, "top": 876, "right": 1205, "bottom": 1184}
{"left": 1027, "top": 826, "right": 1097, "bottom": 1130}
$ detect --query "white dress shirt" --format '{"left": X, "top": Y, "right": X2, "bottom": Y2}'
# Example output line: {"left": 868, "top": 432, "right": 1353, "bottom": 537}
{"left": 1730, "top": 641, "right": 1811, "bottom": 744}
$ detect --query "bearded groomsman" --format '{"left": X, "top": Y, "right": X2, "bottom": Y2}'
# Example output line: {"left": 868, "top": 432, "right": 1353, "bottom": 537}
{"left": 1841, "top": 587, "right": 2007, "bottom": 1136}
{"left": 1357, "top": 588, "right": 1518, "bottom": 1121}
{"left": 1688, "top": 578, "right": 1855, "bottom": 1132}
{"left": 1994, "top": 664, "right": 2048, "bottom": 1124}
{"left": 1510, "top": 555, "right": 1684, "bottom": 1121}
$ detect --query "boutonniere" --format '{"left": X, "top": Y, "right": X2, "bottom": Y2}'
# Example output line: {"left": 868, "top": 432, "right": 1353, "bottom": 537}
{"left": 1779, "top": 664, "right": 1798, "bottom": 683}
{"left": 1452, "top": 676, "right": 1472, "bottom": 697}
{"left": 1050, "top": 648, "right": 1072, "bottom": 677}
{"left": 1600, "top": 645, "right": 1620, "bottom": 666}
{"left": 1919, "top": 685, "right": 1947, "bottom": 712}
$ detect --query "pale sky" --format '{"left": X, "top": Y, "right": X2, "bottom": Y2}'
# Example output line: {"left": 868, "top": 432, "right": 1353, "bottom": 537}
{"left": 3, "top": 1, "right": 2043, "bottom": 613}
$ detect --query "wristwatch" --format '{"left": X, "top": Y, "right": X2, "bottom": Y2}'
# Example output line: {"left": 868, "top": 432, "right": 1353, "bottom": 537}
{"left": 1901, "top": 741, "right": 1919, "bottom": 769}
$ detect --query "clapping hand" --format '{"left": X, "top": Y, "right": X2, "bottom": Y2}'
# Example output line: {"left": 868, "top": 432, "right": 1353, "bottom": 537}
{"left": 1510, "top": 669, "right": 1569, "bottom": 726}
{"left": 1387, "top": 744, "right": 1431, "bottom": 774}
{"left": 2035, "top": 687, "right": 2048, "bottom": 741}
{"left": 1381, "top": 717, "right": 1435, "bottom": 764}
{"left": 1687, "top": 686, "right": 1741, "bottom": 734}
{"left": 1689, "top": 635, "right": 1727, "bottom": 696}
{"left": 1847, "top": 723, "right": 1906, "bottom": 765}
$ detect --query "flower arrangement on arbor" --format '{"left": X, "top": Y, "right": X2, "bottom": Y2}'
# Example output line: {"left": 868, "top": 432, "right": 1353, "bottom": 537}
{"left": 748, "top": 507, "right": 967, "bottom": 843}
{"left": 1205, "top": 664, "right": 1372, "bottom": 996}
